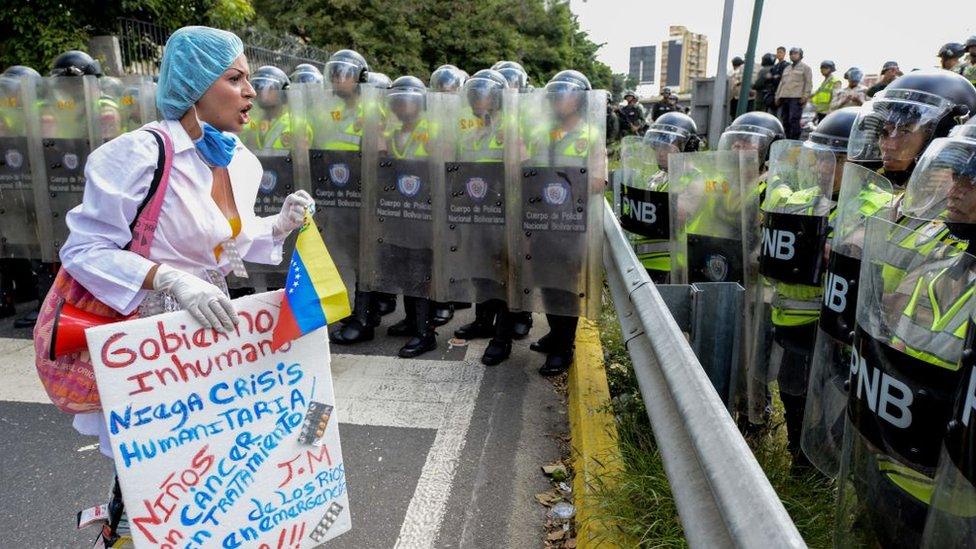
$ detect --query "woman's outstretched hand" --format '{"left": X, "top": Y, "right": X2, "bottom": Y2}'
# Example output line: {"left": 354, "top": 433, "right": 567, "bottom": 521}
{"left": 273, "top": 190, "right": 315, "bottom": 240}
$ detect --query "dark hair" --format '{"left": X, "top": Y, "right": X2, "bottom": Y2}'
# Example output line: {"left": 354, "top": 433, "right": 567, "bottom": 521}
{"left": 776, "top": 46, "right": 786, "bottom": 52}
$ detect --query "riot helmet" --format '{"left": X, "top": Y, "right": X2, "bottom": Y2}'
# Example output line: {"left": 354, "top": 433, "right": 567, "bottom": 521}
{"left": 366, "top": 72, "right": 392, "bottom": 89}
{"left": 844, "top": 67, "right": 864, "bottom": 84}
{"left": 491, "top": 60, "right": 526, "bottom": 74}
{"left": 966, "top": 35, "right": 976, "bottom": 51}
{"left": 821, "top": 60, "right": 836, "bottom": 72}
{"left": 290, "top": 64, "right": 324, "bottom": 84}
{"left": 251, "top": 65, "right": 290, "bottom": 110}
{"left": 388, "top": 75, "right": 426, "bottom": 124}
{"left": 644, "top": 111, "right": 700, "bottom": 169}
{"left": 718, "top": 110, "right": 785, "bottom": 163}
{"left": 497, "top": 66, "right": 528, "bottom": 91}
{"left": 326, "top": 49, "right": 369, "bottom": 98}
{"left": 938, "top": 43, "right": 965, "bottom": 60}
{"left": 464, "top": 69, "right": 506, "bottom": 118}
{"left": 900, "top": 127, "right": 976, "bottom": 241}
{"left": 806, "top": 107, "right": 859, "bottom": 191}
{"left": 847, "top": 69, "right": 976, "bottom": 178}
{"left": 3, "top": 65, "right": 41, "bottom": 81}
{"left": 429, "top": 65, "right": 465, "bottom": 92}
{"left": 50, "top": 50, "right": 99, "bottom": 77}
{"left": 760, "top": 53, "right": 775, "bottom": 67}
{"left": 545, "top": 70, "right": 591, "bottom": 120}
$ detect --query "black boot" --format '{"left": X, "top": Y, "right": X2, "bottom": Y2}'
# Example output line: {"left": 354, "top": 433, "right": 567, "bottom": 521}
{"left": 376, "top": 292, "right": 398, "bottom": 316}
{"left": 430, "top": 302, "right": 453, "bottom": 327}
{"left": 538, "top": 352, "right": 573, "bottom": 376}
{"left": 511, "top": 311, "right": 533, "bottom": 340}
{"left": 529, "top": 332, "right": 555, "bottom": 353}
{"left": 399, "top": 297, "right": 436, "bottom": 358}
{"left": 387, "top": 317, "right": 418, "bottom": 337}
{"left": 454, "top": 302, "right": 495, "bottom": 340}
{"left": 481, "top": 338, "right": 511, "bottom": 366}
{"left": 329, "top": 319, "right": 375, "bottom": 344}
{"left": 399, "top": 333, "right": 437, "bottom": 358}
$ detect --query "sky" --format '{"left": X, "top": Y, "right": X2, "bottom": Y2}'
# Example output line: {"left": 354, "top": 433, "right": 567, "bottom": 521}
{"left": 570, "top": 0, "right": 974, "bottom": 89}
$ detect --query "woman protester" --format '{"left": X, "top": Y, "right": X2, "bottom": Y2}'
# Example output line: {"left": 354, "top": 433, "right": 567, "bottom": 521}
{"left": 34, "top": 26, "right": 312, "bottom": 546}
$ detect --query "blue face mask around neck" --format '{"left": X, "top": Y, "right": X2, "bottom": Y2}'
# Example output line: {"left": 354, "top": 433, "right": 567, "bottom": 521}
{"left": 193, "top": 121, "right": 238, "bottom": 168}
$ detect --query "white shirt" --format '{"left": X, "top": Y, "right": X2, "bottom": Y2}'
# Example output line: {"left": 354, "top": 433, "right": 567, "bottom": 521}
{"left": 60, "top": 119, "right": 283, "bottom": 315}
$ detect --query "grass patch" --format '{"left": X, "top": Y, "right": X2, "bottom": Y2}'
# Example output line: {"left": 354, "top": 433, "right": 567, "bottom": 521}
{"left": 593, "top": 288, "right": 836, "bottom": 547}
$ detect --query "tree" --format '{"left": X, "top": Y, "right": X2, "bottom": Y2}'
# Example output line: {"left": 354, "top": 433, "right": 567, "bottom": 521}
{"left": 0, "top": 0, "right": 255, "bottom": 73}
{"left": 251, "top": 0, "right": 613, "bottom": 88}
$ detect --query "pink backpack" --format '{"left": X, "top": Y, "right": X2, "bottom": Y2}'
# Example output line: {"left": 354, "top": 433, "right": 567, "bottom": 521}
{"left": 33, "top": 126, "right": 174, "bottom": 414}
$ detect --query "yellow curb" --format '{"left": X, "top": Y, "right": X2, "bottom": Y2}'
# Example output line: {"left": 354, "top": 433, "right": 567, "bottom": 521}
{"left": 568, "top": 318, "right": 629, "bottom": 548}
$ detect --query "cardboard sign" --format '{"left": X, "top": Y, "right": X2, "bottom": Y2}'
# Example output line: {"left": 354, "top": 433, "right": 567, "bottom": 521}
{"left": 86, "top": 292, "right": 350, "bottom": 548}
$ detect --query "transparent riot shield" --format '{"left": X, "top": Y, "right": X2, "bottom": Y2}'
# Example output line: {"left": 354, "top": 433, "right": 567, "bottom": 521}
{"left": 802, "top": 163, "right": 893, "bottom": 477}
{"left": 0, "top": 74, "right": 42, "bottom": 260}
{"left": 747, "top": 140, "right": 836, "bottom": 437}
{"left": 614, "top": 136, "right": 672, "bottom": 280}
{"left": 237, "top": 83, "right": 308, "bottom": 289}
{"left": 430, "top": 88, "right": 518, "bottom": 304}
{"left": 359, "top": 85, "right": 437, "bottom": 298}
{"left": 511, "top": 88, "right": 606, "bottom": 319}
{"left": 31, "top": 75, "right": 101, "bottom": 261}
{"left": 303, "top": 82, "right": 366, "bottom": 292}
{"left": 669, "top": 149, "right": 759, "bottom": 286}
{"left": 834, "top": 215, "right": 975, "bottom": 548}
{"left": 921, "top": 314, "right": 976, "bottom": 548}
{"left": 117, "top": 76, "right": 157, "bottom": 134}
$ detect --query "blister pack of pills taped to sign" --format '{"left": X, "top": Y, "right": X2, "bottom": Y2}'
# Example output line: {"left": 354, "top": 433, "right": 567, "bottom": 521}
{"left": 310, "top": 502, "right": 345, "bottom": 544}
{"left": 298, "top": 401, "right": 334, "bottom": 445}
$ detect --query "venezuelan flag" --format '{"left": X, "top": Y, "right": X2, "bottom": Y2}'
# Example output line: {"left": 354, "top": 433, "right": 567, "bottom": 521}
{"left": 272, "top": 213, "right": 351, "bottom": 351}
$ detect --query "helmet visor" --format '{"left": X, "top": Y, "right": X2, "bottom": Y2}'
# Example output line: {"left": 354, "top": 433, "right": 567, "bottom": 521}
{"left": 901, "top": 138, "right": 976, "bottom": 222}
{"left": 718, "top": 130, "right": 773, "bottom": 160}
{"left": 464, "top": 77, "right": 501, "bottom": 107}
{"left": 326, "top": 60, "right": 362, "bottom": 83}
{"left": 388, "top": 89, "right": 425, "bottom": 117}
{"left": 847, "top": 90, "right": 953, "bottom": 165}
{"left": 804, "top": 132, "right": 849, "bottom": 154}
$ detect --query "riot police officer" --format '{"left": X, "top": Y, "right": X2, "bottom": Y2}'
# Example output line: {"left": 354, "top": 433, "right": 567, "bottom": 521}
{"left": 758, "top": 109, "right": 856, "bottom": 469}
{"left": 801, "top": 110, "right": 895, "bottom": 478}
{"left": 521, "top": 70, "right": 603, "bottom": 376}
{"left": 319, "top": 49, "right": 384, "bottom": 345}
{"left": 0, "top": 65, "right": 42, "bottom": 318}
{"left": 426, "top": 64, "right": 472, "bottom": 327}
{"left": 621, "top": 112, "right": 700, "bottom": 283}
{"left": 836, "top": 120, "right": 976, "bottom": 548}
{"left": 367, "top": 75, "right": 438, "bottom": 358}
{"left": 440, "top": 69, "right": 517, "bottom": 364}
{"left": 848, "top": 69, "right": 976, "bottom": 186}
{"left": 16, "top": 51, "right": 102, "bottom": 328}
{"left": 496, "top": 64, "right": 529, "bottom": 92}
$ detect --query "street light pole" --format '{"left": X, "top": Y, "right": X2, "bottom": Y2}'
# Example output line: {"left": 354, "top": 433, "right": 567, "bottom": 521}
{"left": 709, "top": 0, "right": 735, "bottom": 145}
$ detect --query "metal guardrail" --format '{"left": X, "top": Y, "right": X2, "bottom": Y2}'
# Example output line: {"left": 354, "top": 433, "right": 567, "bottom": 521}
{"left": 602, "top": 200, "right": 805, "bottom": 548}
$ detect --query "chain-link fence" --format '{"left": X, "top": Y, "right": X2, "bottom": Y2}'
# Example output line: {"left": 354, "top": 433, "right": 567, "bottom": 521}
{"left": 117, "top": 18, "right": 329, "bottom": 77}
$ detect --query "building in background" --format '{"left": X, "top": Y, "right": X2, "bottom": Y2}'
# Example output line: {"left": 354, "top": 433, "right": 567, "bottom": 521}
{"left": 630, "top": 45, "right": 658, "bottom": 97}
{"left": 660, "top": 25, "right": 708, "bottom": 93}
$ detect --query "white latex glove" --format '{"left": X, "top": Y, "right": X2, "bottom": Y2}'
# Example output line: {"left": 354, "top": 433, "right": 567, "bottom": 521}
{"left": 273, "top": 190, "right": 314, "bottom": 240}
{"left": 153, "top": 264, "right": 238, "bottom": 333}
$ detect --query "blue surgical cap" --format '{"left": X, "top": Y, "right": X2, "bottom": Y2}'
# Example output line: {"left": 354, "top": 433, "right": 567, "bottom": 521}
{"left": 156, "top": 26, "right": 244, "bottom": 120}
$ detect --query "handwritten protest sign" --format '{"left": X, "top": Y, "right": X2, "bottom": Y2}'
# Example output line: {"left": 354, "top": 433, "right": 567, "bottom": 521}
{"left": 85, "top": 292, "right": 350, "bottom": 548}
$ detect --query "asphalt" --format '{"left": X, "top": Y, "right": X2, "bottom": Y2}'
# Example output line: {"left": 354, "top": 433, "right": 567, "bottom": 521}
{"left": 0, "top": 300, "right": 567, "bottom": 548}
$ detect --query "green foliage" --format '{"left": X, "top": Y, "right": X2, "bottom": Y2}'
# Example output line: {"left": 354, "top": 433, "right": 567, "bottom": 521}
{"left": 252, "top": 0, "right": 613, "bottom": 88}
{"left": 0, "top": 0, "right": 255, "bottom": 72}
